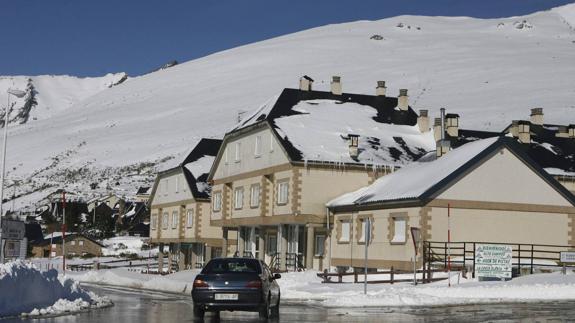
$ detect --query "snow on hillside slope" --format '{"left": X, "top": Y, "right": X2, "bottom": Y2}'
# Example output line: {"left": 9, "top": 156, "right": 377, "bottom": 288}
{"left": 0, "top": 74, "right": 126, "bottom": 124}
{"left": 4, "top": 4, "right": 575, "bottom": 209}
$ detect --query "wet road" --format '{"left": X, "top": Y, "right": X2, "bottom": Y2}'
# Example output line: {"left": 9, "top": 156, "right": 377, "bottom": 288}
{"left": 7, "top": 285, "right": 575, "bottom": 322}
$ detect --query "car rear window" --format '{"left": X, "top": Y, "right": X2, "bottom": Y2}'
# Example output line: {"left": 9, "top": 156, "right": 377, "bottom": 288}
{"left": 202, "top": 258, "right": 262, "bottom": 274}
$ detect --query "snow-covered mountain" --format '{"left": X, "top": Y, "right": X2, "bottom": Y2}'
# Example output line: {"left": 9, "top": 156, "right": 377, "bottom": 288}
{"left": 3, "top": 4, "right": 575, "bottom": 211}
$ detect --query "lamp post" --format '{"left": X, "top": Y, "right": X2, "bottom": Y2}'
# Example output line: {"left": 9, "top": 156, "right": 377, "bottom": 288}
{"left": 0, "top": 88, "right": 26, "bottom": 263}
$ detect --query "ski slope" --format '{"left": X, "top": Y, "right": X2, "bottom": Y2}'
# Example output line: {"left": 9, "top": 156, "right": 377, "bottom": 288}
{"left": 2, "top": 4, "right": 575, "bottom": 210}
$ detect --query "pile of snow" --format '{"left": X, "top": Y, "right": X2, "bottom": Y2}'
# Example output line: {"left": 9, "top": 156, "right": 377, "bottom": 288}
{"left": 101, "top": 236, "right": 156, "bottom": 257}
{"left": 0, "top": 261, "right": 110, "bottom": 318}
{"left": 69, "top": 266, "right": 575, "bottom": 307}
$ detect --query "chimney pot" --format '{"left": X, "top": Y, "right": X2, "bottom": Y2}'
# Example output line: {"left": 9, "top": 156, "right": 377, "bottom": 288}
{"left": 348, "top": 134, "right": 359, "bottom": 159}
{"left": 436, "top": 139, "right": 451, "bottom": 158}
{"left": 445, "top": 113, "right": 460, "bottom": 137}
{"left": 417, "top": 110, "right": 430, "bottom": 132}
{"left": 433, "top": 118, "right": 442, "bottom": 142}
{"left": 299, "top": 75, "right": 314, "bottom": 91}
{"left": 517, "top": 120, "right": 531, "bottom": 144}
{"left": 569, "top": 125, "right": 575, "bottom": 138}
{"left": 376, "top": 81, "right": 387, "bottom": 96}
{"left": 331, "top": 76, "right": 342, "bottom": 95}
{"left": 530, "top": 108, "right": 544, "bottom": 125}
{"left": 556, "top": 126, "right": 569, "bottom": 138}
{"left": 398, "top": 89, "right": 409, "bottom": 111}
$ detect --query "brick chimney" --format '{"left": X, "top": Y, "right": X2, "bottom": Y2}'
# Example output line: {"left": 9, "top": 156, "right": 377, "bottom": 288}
{"left": 518, "top": 120, "right": 531, "bottom": 144}
{"left": 299, "top": 75, "right": 314, "bottom": 91}
{"left": 417, "top": 110, "right": 430, "bottom": 133}
{"left": 376, "top": 81, "right": 387, "bottom": 96}
{"left": 509, "top": 120, "right": 519, "bottom": 138}
{"left": 331, "top": 76, "right": 342, "bottom": 95}
{"left": 445, "top": 113, "right": 460, "bottom": 137}
{"left": 348, "top": 134, "right": 359, "bottom": 159}
{"left": 530, "top": 108, "right": 544, "bottom": 125}
{"left": 436, "top": 140, "right": 451, "bottom": 158}
{"left": 398, "top": 89, "right": 408, "bottom": 111}
{"left": 433, "top": 118, "right": 442, "bottom": 142}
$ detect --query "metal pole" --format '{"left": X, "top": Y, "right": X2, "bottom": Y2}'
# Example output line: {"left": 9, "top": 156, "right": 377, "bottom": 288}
{"left": 62, "top": 191, "right": 66, "bottom": 275}
{"left": 0, "top": 93, "right": 10, "bottom": 264}
{"left": 448, "top": 203, "right": 451, "bottom": 287}
{"left": 364, "top": 218, "right": 369, "bottom": 295}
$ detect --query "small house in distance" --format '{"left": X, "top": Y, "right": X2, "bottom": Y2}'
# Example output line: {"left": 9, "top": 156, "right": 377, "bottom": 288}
{"left": 31, "top": 232, "right": 104, "bottom": 258}
{"left": 327, "top": 137, "right": 575, "bottom": 271}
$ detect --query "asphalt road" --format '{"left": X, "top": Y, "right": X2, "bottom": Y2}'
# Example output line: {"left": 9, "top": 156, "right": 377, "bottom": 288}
{"left": 8, "top": 285, "right": 575, "bottom": 323}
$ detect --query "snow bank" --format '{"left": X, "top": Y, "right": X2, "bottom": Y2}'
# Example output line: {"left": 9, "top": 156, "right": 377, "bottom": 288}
{"left": 69, "top": 267, "right": 575, "bottom": 307}
{"left": 101, "top": 236, "right": 157, "bottom": 257}
{"left": 0, "top": 261, "right": 110, "bottom": 318}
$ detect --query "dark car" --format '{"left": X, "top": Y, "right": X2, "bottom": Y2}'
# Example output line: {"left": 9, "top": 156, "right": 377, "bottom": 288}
{"left": 191, "top": 257, "right": 281, "bottom": 320}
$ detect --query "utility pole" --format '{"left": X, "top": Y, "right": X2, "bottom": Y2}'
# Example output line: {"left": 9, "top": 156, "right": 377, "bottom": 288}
{"left": 62, "top": 191, "right": 66, "bottom": 275}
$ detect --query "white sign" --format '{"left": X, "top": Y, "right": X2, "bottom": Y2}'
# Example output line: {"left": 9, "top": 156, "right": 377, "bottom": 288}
{"left": 560, "top": 251, "right": 575, "bottom": 263}
{"left": 475, "top": 244, "right": 513, "bottom": 278}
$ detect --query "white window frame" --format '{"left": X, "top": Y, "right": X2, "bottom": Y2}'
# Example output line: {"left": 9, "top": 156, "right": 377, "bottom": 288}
{"left": 213, "top": 192, "right": 222, "bottom": 212}
{"left": 254, "top": 135, "right": 262, "bottom": 157}
{"left": 162, "top": 212, "right": 169, "bottom": 229}
{"left": 172, "top": 211, "right": 178, "bottom": 229}
{"left": 151, "top": 214, "right": 158, "bottom": 230}
{"left": 277, "top": 181, "right": 289, "bottom": 205}
{"left": 79, "top": 240, "right": 84, "bottom": 246}
{"left": 234, "top": 187, "right": 244, "bottom": 209}
{"left": 187, "top": 209, "right": 194, "bottom": 228}
{"left": 269, "top": 133, "right": 274, "bottom": 152}
{"left": 315, "top": 234, "right": 325, "bottom": 256}
{"left": 235, "top": 142, "right": 241, "bottom": 162}
{"left": 70, "top": 240, "right": 76, "bottom": 246}
{"left": 250, "top": 184, "right": 260, "bottom": 208}
{"left": 339, "top": 221, "right": 350, "bottom": 242}
{"left": 391, "top": 217, "right": 407, "bottom": 244}
{"left": 358, "top": 219, "right": 366, "bottom": 243}
{"left": 163, "top": 179, "right": 169, "bottom": 194}
{"left": 175, "top": 176, "right": 180, "bottom": 193}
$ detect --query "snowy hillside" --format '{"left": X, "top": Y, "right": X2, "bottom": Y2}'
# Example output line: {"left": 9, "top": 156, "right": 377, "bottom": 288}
{"left": 4, "top": 4, "right": 575, "bottom": 210}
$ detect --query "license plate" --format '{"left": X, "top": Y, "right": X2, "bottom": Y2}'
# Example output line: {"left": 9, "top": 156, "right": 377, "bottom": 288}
{"left": 215, "top": 293, "right": 238, "bottom": 300}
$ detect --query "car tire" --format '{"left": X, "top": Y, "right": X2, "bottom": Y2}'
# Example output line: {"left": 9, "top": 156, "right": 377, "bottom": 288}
{"left": 193, "top": 303, "right": 204, "bottom": 320}
{"left": 271, "top": 294, "right": 280, "bottom": 318}
{"left": 258, "top": 295, "right": 271, "bottom": 320}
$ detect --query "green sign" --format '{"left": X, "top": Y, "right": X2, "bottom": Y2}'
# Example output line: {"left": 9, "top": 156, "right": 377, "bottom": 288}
{"left": 475, "top": 244, "right": 512, "bottom": 278}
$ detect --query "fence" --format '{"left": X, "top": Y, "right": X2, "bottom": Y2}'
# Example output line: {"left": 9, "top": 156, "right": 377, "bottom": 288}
{"left": 317, "top": 267, "right": 446, "bottom": 284}
{"left": 423, "top": 241, "right": 575, "bottom": 280}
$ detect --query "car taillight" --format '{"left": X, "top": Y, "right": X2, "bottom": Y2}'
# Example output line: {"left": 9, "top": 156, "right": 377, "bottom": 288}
{"left": 193, "top": 279, "right": 209, "bottom": 288}
{"left": 246, "top": 280, "right": 262, "bottom": 288}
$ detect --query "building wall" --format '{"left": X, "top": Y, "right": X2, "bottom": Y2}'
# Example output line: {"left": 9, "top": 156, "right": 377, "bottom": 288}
{"left": 32, "top": 236, "right": 103, "bottom": 258}
{"left": 440, "top": 148, "right": 572, "bottom": 206}
{"left": 557, "top": 177, "right": 575, "bottom": 195}
{"left": 151, "top": 171, "right": 194, "bottom": 206}
{"left": 212, "top": 127, "right": 290, "bottom": 180}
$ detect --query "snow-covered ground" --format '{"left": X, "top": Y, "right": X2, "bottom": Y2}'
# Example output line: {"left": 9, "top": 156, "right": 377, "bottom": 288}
{"left": 3, "top": 4, "right": 575, "bottom": 211}
{"left": 0, "top": 261, "right": 111, "bottom": 318}
{"left": 101, "top": 236, "right": 157, "bottom": 257}
{"left": 68, "top": 267, "right": 575, "bottom": 307}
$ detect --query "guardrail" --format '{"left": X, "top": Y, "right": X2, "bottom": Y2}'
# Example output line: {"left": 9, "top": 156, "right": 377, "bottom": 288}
{"left": 317, "top": 267, "right": 447, "bottom": 284}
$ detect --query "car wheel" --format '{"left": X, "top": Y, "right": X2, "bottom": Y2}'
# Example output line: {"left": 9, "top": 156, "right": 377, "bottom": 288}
{"left": 258, "top": 295, "right": 271, "bottom": 320}
{"left": 193, "top": 303, "right": 205, "bottom": 320}
{"left": 271, "top": 294, "right": 280, "bottom": 318}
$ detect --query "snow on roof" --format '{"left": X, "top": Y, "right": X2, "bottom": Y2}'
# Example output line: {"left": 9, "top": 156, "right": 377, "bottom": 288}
{"left": 327, "top": 137, "right": 499, "bottom": 207}
{"left": 184, "top": 155, "right": 215, "bottom": 179}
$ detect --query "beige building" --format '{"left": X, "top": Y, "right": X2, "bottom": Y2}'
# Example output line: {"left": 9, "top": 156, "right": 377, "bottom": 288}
{"left": 209, "top": 76, "right": 436, "bottom": 271}
{"left": 149, "top": 138, "right": 235, "bottom": 270}
{"left": 327, "top": 137, "right": 575, "bottom": 271}
{"left": 31, "top": 233, "right": 104, "bottom": 258}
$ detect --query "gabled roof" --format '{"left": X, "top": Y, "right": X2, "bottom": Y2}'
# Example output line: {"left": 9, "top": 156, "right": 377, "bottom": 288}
{"left": 150, "top": 138, "right": 222, "bottom": 202}
{"left": 226, "top": 88, "right": 435, "bottom": 167}
{"left": 327, "top": 136, "right": 575, "bottom": 211}
{"left": 507, "top": 123, "right": 575, "bottom": 176}
{"left": 35, "top": 232, "right": 105, "bottom": 247}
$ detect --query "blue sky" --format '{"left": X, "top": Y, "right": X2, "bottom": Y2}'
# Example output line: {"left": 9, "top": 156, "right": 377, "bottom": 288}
{"left": 1, "top": 0, "right": 573, "bottom": 77}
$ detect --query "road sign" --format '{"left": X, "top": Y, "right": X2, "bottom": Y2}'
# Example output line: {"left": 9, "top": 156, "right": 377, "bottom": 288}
{"left": 560, "top": 251, "right": 575, "bottom": 263}
{"left": 475, "top": 244, "right": 512, "bottom": 279}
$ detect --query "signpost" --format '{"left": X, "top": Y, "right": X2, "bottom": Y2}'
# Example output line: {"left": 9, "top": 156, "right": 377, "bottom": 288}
{"left": 410, "top": 227, "right": 421, "bottom": 285}
{"left": 475, "top": 244, "right": 512, "bottom": 279}
{"left": 560, "top": 251, "right": 575, "bottom": 274}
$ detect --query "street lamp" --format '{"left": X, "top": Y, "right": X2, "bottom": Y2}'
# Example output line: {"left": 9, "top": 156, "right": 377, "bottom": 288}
{"left": 0, "top": 88, "right": 26, "bottom": 263}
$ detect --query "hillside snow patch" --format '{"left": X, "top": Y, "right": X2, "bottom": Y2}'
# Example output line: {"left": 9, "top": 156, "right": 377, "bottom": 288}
{"left": 0, "top": 261, "right": 110, "bottom": 318}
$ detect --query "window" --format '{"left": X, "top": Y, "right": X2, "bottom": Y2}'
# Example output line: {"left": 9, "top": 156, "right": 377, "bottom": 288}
{"left": 235, "top": 142, "right": 241, "bottom": 162}
{"left": 71, "top": 241, "right": 76, "bottom": 246}
{"left": 277, "top": 181, "right": 289, "bottom": 205}
{"left": 315, "top": 234, "right": 325, "bottom": 256}
{"left": 187, "top": 209, "right": 194, "bottom": 228}
{"left": 175, "top": 177, "right": 180, "bottom": 193}
{"left": 250, "top": 184, "right": 260, "bottom": 207}
{"left": 358, "top": 219, "right": 366, "bottom": 243}
{"left": 162, "top": 212, "right": 169, "bottom": 229}
{"left": 270, "top": 133, "right": 274, "bottom": 152}
{"left": 213, "top": 192, "right": 222, "bottom": 212}
{"left": 340, "top": 221, "right": 350, "bottom": 242}
{"left": 172, "top": 211, "right": 178, "bottom": 229}
{"left": 391, "top": 217, "right": 407, "bottom": 243}
{"left": 254, "top": 135, "right": 262, "bottom": 157}
{"left": 51, "top": 251, "right": 56, "bottom": 257}
{"left": 151, "top": 214, "right": 158, "bottom": 230}
{"left": 267, "top": 235, "right": 277, "bottom": 255}
{"left": 51, "top": 244, "right": 56, "bottom": 249}
{"left": 79, "top": 240, "right": 84, "bottom": 246}
{"left": 224, "top": 147, "right": 229, "bottom": 164}
{"left": 234, "top": 187, "right": 244, "bottom": 209}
